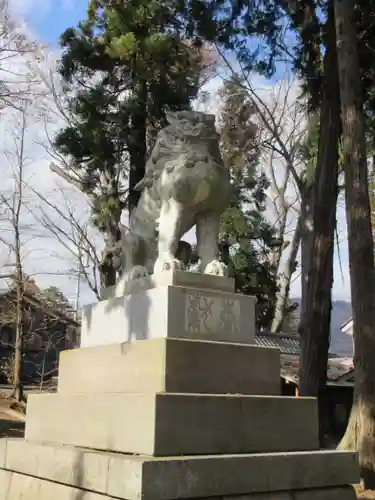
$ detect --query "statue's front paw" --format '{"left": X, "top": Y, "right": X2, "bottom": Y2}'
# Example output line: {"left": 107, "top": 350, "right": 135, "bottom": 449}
{"left": 128, "top": 265, "right": 149, "bottom": 281}
{"left": 154, "top": 257, "right": 184, "bottom": 274}
{"left": 204, "top": 260, "right": 228, "bottom": 277}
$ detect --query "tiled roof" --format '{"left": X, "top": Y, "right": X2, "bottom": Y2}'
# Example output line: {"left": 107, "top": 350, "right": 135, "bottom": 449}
{"left": 255, "top": 332, "right": 354, "bottom": 387}
{"left": 280, "top": 354, "right": 354, "bottom": 387}
{"left": 255, "top": 332, "right": 300, "bottom": 355}
{"left": 340, "top": 317, "right": 353, "bottom": 331}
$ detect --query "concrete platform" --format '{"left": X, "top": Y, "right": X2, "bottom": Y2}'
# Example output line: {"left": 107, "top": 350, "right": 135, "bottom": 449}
{"left": 57, "top": 339, "right": 281, "bottom": 396}
{"left": 0, "top": 439, "right": 359, "bottom": 500}
{"left": 80, "top": 285, "right": 256, "bottom": 347}
{"left": 25, "top": 392, "right": 319, "bottom": 455}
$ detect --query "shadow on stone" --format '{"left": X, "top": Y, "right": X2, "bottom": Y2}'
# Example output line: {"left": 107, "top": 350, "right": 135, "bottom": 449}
{"left": 72, "top": 450, "right": 85, "bottom": 500}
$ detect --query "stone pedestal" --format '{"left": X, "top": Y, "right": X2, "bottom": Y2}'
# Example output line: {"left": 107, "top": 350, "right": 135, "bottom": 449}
{"left": 0, "top": 272, "right": 359, "bottom": 499}
{"left": 80, "top": 272, "right": 256, "bottom": 347}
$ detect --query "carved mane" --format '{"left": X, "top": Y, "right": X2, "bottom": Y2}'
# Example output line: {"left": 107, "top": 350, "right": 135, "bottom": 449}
{"left": 134, "top": 110, "right": 219, "bottom": 191}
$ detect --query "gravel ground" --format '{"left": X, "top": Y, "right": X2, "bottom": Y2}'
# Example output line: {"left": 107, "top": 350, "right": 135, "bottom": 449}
{"left": 0, "top": 397, "right": 24, "bottom": 438}
{"left": 355, "top": 485, "right": 375, "bottom": 499}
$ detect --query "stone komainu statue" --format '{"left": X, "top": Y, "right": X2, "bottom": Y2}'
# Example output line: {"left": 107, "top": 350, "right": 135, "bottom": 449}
{"left": 119, "top": 109, "right": 232, "bottom": 282}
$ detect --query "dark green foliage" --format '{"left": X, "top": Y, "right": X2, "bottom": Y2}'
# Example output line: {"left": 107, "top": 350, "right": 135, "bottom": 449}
{"left": 56, "top": 0, "right": 202, "bottom": 209}
{"left": 54, "top": 0, "right": 204, "bottom": 286}
{"left": 218, "top": 78, "right": 279, "bottom": 329}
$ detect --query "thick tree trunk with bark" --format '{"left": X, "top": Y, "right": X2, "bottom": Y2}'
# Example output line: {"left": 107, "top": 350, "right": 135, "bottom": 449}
{"left": 335, "top": 0, "right": 375, "bottom": 487}
{"left": 300, "top": 184, "right": 314, "bottom": 319}
{"left": 298, "top": 6, "right": 340, "bottom": 445}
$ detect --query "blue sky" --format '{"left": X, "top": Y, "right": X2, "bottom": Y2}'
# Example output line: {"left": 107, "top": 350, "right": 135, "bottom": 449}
{"left": 11, "top": 0, "right": 87, "bottom": 45}
{"left": 9, "top": 0, "right": 352, "bottom": 304}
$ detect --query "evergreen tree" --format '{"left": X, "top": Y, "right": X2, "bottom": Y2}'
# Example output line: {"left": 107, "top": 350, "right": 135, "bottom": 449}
{"left": 218, "top": 78, "right": 279, "bottom": 329}
{"left": 54, "top": 0, "right": 203, "bottom": 288}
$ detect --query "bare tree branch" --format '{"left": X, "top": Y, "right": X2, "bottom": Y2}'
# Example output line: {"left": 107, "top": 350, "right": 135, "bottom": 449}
{"left": 216, "top": 48, "right": 312, "bottom": 330}
{"left": 0, "top": 0, "right": 44, "bottom": 112}
{"left": 30, "top": 186, "right": 101, "bottom": 300}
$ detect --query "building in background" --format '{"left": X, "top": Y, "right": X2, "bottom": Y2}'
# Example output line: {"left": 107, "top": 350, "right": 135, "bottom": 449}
{"left": 256, "top": 330, "right": 354, "bottom": 445}
{"left": 0, "top": 286, "right": 79, "bottom": 385}
{"left": 340, "top": 317, "right": 353, "bottom": 336}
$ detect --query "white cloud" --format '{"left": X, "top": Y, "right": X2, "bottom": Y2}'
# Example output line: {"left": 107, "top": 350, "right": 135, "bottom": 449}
{"left": 8, "top": 0, "right": 52, "bottom": 25}
{"left": 8, "top": 0, "right": 76, "bottom": 23}
{"left": 0, "top": 9, "right": 99, "bottom": 307}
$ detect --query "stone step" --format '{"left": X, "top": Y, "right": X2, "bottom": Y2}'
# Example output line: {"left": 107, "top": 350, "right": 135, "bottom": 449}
{"left": 0, "top": 469, "right": 358, "bottom": 500}
{"left": 0, "top": 439, "right": 359, "bottom": 500}
{"left": 57, "top": 339, "right": 281, "bottom": 396}
{"left": 25, "top": 392, "right": 318, "bottom": 455}
{"left": 81, "top": 284, "right": 256, "bottom": 348}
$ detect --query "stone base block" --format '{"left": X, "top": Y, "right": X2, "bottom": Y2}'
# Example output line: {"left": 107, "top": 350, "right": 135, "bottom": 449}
{"left": 80, "top": 285, "right": 256, "bottom": 348}
{"left": 0, "top": 439, "right": 359, "bottom": 500}
{"left": 58, "top": 339, "right": 281, "bottom": 396}
{"left": 25, "top": 392, "right": 318, "bottom": 455}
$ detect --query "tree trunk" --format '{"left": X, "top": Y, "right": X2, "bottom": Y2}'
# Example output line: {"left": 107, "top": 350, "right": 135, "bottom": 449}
{"left": 298, "top": 5, "right": 340, "bottom": 446}
{"left": 12, "top": 263, "right": 24, "bottom": 403}
{"left": 335, "top": 0, "right": 375, "bottom": 487}
{"left": 100, "top": 77, "right": 147, "bottom": 288}
{"left": 12, "top": 200, "right": 24, "bottom": 402}
{"left": 300, "top": 183, "right": 314, "bottom": 319}
{"left": 271, "top": 213, "right": 302, "bottom": 332}
{"left": 98, "top": 166, "right": 123, "bottom": 289}
{"left": 128, "top": 81, "right": 147, "bottom": 215}
{"left": 99, "top": 222, "right": 121, "bottom": 289}
{"left": 11, "top": 107, "right": 26, "bottom": 403}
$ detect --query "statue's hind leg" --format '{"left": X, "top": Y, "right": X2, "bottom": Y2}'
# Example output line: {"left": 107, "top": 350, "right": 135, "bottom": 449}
{"left": 153, "top": 200, "right": 190, "bottom": 274}
{"left": 196, "top": 211, "right": 228, "bottom": 277}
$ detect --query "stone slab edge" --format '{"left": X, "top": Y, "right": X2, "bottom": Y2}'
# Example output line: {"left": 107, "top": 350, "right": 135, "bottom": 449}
{"left": 0, "top": 469, "right": 115, "bottom": 500}
{"left": 200, "top": 487, "right": 357, "bottom": 500}
{"left": 0, "top": 469, "right": 357, "bottom": 500}
{"left": 0, "top": 439, "right": 359, "bottom": 500}
{"left": 101, "top": 269, "right": 235, "bottom": 300}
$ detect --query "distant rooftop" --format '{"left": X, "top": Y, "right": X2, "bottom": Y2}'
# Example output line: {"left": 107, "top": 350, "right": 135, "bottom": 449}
{"left": 256, "top": 332, "right": 300, "bottom": 356}
{"left": 340, "top": 317, "right": 353, "bottom": 333}
{"left": 281, "top": 355, "right": 354, "bottom": 387}
{"left": 255, "top": 331, "right": 354, "bottom": 388}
